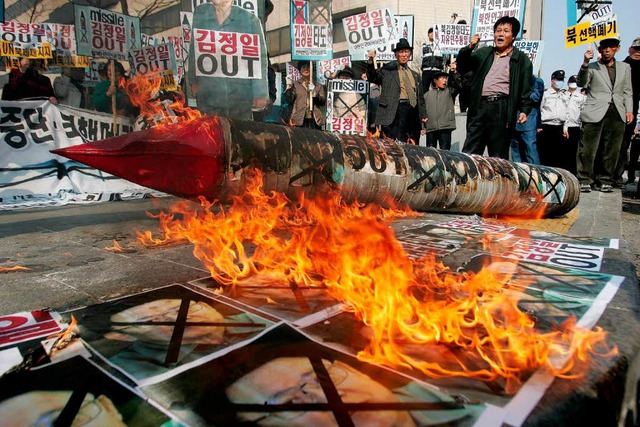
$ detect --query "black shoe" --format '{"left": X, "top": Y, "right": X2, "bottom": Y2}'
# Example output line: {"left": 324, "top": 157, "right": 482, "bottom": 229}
{"left": 600, "top": 184, "right": 614, "bottom": 193}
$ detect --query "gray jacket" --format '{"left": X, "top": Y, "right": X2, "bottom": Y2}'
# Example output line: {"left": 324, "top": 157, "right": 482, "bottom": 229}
{"left": 423, "top": 72, "right": 460, "bottom": 132}
{"left": 53, "top": 74, "right": 83, "bottom": 108}
{"left": 578, "top": 60, "right": 633, "bottom": 123}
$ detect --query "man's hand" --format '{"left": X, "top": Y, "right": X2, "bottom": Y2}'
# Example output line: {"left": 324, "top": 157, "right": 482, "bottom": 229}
{"left": 516, "top": 112, "right": 527, "bottom": 124}
{"left": 285, "top": 75, "right": 293, "bottom": 86}
{"left": 563, "top": 130, "right": 569, "bottom": 138}
{"left": 583, "top": 48, "right": 594, "bottom": 66}
{"left": 469, "top": 34, "right": 480, "bottom": 50}
{"left": 308, "top": 82, "right": 315, "bottom": 93}
{"left": 367, "top": 50, "right": 376, "bottom": 63}
{"left": 627, "top": 113, "right": 635, "bottom": 124}
{"left": 253, "top": 97, "right": 268, "bottom": 110}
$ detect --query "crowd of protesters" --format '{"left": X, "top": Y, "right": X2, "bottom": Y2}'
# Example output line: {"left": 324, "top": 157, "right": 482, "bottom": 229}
{"left": 1, "top": 7, "right": 638, "bottom": 195}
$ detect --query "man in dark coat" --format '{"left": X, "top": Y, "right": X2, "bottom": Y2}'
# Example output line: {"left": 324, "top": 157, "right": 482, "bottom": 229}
{"left": 456, "top": 16, "right": 533, "bottom": 159}
{"left": 366, "top": 38, "right": 427, "bottom": 143}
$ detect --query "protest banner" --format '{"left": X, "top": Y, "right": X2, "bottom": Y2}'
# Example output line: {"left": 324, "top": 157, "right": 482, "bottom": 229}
{"left": 326, "top": 78, "right": 368, "bottom": 136}
{"left": 513, "top": 40, "right": 544, "bottom": 74}
{"left": 0, "top": 21, "right": 49, "bottom": 50}
{"left": 343, "top": 8, "right": 398, "bottom": 58}
{"left": 290, "top": 0, "right": 332, "bottom": 60}
{"left": 128, "top": 43, "right": 178, "bottom": 90}
{"left": 565, "top": 16, "right": 618, "bottom": 48}
{"left": 192, "top": 29, "right": 262, "bottom": 79}
{"left": 434, "top": 23, "right": 471, "bottom": 55}
{"left": 74, "top": 5, "right": 141, "bottom": 61}
{"left": 567, "top": 0, "right": 613, "bottom": 26}
{"left": 317, "top": 56, "right": 351, "bottom": 83}
{"left": 471, "top": 0, "right": 526, "bottom": 41}
{"left": 352, "top": 15, "right": 414, "bottom": 62}
{"left": 44, "top": 23, "right": 90, "bottom": 71}
{"left": 0, "top": 100, "right": 158, "bottom": 210}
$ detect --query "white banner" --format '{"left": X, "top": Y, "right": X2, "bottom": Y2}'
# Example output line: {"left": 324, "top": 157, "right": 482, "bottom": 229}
{"left": 0, "top": 101, "right": 159, "bottom": 210}
{"left": 343, "top": 8, "right": 398, "bottom": 56}
{"left": 513, "top": 40, "right": 544, "bottom": 74}
{"left": 74, "top": 5, "right": 141, "bottom": 61}
{"left": 193, "top": 29, "right": 262, "bottom": 79}
{"left": 434, "top": 23, "right": 471, "bottom": 55}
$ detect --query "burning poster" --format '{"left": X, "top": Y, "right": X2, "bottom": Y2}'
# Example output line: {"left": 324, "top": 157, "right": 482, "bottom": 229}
{"left": 73, "top": 5, "right": 141, "bottom": 61}
{"left": 326, "top": 78, "right": 369, "bottom": 136}
{"left": 0, "top": 310, "right": 67, "bottom": 349}
{"left": 434, "top": 23, "right": 471, "bottom": 55}
{"left": 142, "top": 323, "right": 484, "bottom": 426}
{"left": 0, "top": 356, "right": 173, "bottom": 425}
{"left": 192, "top": 274, "right": 343, "bottom": 325}
{"left": 471, "top": 0, "right": 526, "bottom": 42}
{"left": 67, "top": 284, "right": 272, "bottom": 384}
{"left": 343, "top": 8, "right": 398, "bottom": 58}
{"left": 290, "top": 0, "right": 333, "bottom": 60}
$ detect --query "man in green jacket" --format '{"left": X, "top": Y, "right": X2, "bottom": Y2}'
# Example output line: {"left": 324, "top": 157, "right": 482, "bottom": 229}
{"left": 457, "top": 16, "right": 533, "bottom": 159}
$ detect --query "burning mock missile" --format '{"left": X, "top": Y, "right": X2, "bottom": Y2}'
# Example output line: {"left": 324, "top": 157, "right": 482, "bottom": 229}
{"left": 52, "top": 116, "right": 579, "bottom": 217}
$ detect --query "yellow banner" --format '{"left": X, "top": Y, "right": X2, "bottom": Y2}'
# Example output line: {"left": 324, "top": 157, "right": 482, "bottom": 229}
{"left": 565, "top": 19, "right": 618, "bottom": 48}
{"left": 0, "top": 41, "right": 53, "bottom": 58}
{"left": 48, "top": 54, "right": 91, "bottom": 68}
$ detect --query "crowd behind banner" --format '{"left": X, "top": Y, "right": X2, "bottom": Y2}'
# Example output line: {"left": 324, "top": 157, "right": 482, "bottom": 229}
{"left": 1, "top": 1, "right": 639, "bottom": 205}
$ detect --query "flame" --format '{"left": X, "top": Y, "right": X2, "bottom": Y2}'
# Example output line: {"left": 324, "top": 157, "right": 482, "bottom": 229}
{"left": 48, "top": 315, "right": 78, "bottom": 351}
{"left": 0, "top": 265, "right": 30, "bottom": 273}
{"left": 406, "top": 136, "right": 416, "bottom": 145}
{"left": 367, "top": 127, "right": 381, "bottom": 138}
{"left": 125, "top": 74, "right": 202, "bottom": 127}
{"left": 140, "top": 169, "right": 616, "bottom": 393}
{"left": 105, "top": 240, "right": 126, "bottom": 252}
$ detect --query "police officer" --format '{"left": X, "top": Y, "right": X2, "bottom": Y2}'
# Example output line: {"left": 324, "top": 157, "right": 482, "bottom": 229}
{"left": 421, "top": 27, "right": 445, "bottom": 92}
{"left": 538, "top": 70, "right": 569, "bottom": 168}
{"left": 562, "top": 75, "right": 586, "bottom": 174}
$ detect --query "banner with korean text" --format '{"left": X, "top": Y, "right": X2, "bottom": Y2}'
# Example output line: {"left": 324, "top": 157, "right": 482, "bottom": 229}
{"left": 565, "top": 15, "right": 618, "bottom": 48}
{"left": 290, "top": 0, "right": 332, "bottom": 60}
{"left": 0, "top": 21, "right": 52, "bottom": 58}
{"left": 128, "top": 43, "right": 178, "bottom": 91}
{"left": 434, "top": 23, "right": 471, "bottom": 55}
{"left": 74, "top": 5, "right": 141, "bottom": 61}
{"left": 513, "top": 40, "right": 543, "bottom": 74}
{"left": 471, "top": 0, "right": 526, "bottom": 42}
{"left": 44, "top": 23, "right": 90, "bottom": 70}
{"left": 0, "top": 100, "right": 160, "bottom": 210}
{"left": 343, "top": 8, "right": 398, "bottom": 58}
{"left": 326, "top": 79, "right": 369, "bottom": 136}
{"left": 351, "top": 15, "right": 414, "bottom": 62}
{"left": 192, "top": 29, "right": 263, "bottom": 79}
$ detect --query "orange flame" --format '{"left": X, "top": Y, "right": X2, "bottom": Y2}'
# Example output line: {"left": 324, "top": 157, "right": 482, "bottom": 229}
{"left": 105, "top": 240, "right": 126, "bottom": 252}
{"left": 125, "top": 74, "right": 202, "bottom": 127}
{"left": 0, "top": 265, "right": 30, "bottom": 273}
{"left": 48, "top": 315, "right": 78, "bottom": 351}
{"left": 140, "top": 169, "right": 616, "bottom": 393}
{"left": 367, "top": 127, "right": 381, "bottom": 139}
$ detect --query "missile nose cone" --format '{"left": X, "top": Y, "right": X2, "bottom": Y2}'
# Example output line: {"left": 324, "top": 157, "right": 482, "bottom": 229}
{"left": 52, "top": 117, "right": 226, "bottom": 200}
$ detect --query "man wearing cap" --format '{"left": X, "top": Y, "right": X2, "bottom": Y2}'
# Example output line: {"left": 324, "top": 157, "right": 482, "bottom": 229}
{"left": 576, "top": 37, "right": 634, "bottom": 193}
{"left": 538, "top": 70, "right": 569, "bottom": 168}
{"left": 562, "top": 75, "right": 586, "bottom": 175}
{"left": 423, "top": 64, "right": 460, "bottom": 150}
{"left": 367, "top": 38, "right": 427, "bottom": 143}
{"left": 456, "top": 16, "right": 533, "bottom": 159}
{"left": 614, "top": 37, "right": 640, "bottom": 186}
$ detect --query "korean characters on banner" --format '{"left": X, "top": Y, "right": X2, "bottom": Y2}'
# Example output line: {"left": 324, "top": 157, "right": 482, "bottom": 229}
{"left": 433, "top": 23, "right": 471, "bottom": 55}
{"left": 0, "top": 21, "right": 52, "bottom": 59}
{"left": 471, "top": 0, "right": 526, "bottom": 42}
{"left": 513, "top": 40, "right": 544, "bottom": 74}
{"left": 74, "top": 5, "right": 141, "bottom": 61}
{"left": 193, "top": 29, "right": 262, "bottom": 80}
{"left": 290, "top": 0, "right": 333, "bottom": 61}
{"left": 353, "top": 15, "right": 414, "bottom": 62}
{"left": 565, "top": 15, "right": 618, "bottom": 48}
{"left": 317, "top": 56, "right": 351, "bottom": 84}
{"left": 343, "top": 8, "right": 398, "bottom": 58}
{"left": 326, "top": 78, "right": 369, "bottom": 136}
{"left": 45, "top": 24, "right": 90, "bottom": 70}
{"left": 286, "top": 62, "right": 302, "bottom": 82}
{"left": 128, "top": 43, "right": 178, "bottom": 91}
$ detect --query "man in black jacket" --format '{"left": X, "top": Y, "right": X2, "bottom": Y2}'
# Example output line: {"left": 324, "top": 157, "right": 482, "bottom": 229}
{"left": 456, "top": 16, "right": 533, "bottom": 159}
{"left": 366, "top": 38, "right": 427, "bottom": 143}
{"left": 613, "top": 37, "right": 640, "bottom": 187}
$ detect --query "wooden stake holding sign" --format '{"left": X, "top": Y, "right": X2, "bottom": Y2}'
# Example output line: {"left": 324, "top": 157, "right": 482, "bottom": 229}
{"left": 110, "top": 60, "right": 117, "bottom": 130}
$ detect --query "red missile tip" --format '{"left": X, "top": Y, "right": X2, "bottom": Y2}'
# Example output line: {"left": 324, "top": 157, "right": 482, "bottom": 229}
{"left": 52, "top": 117, "right": 226, "bottom": 200}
